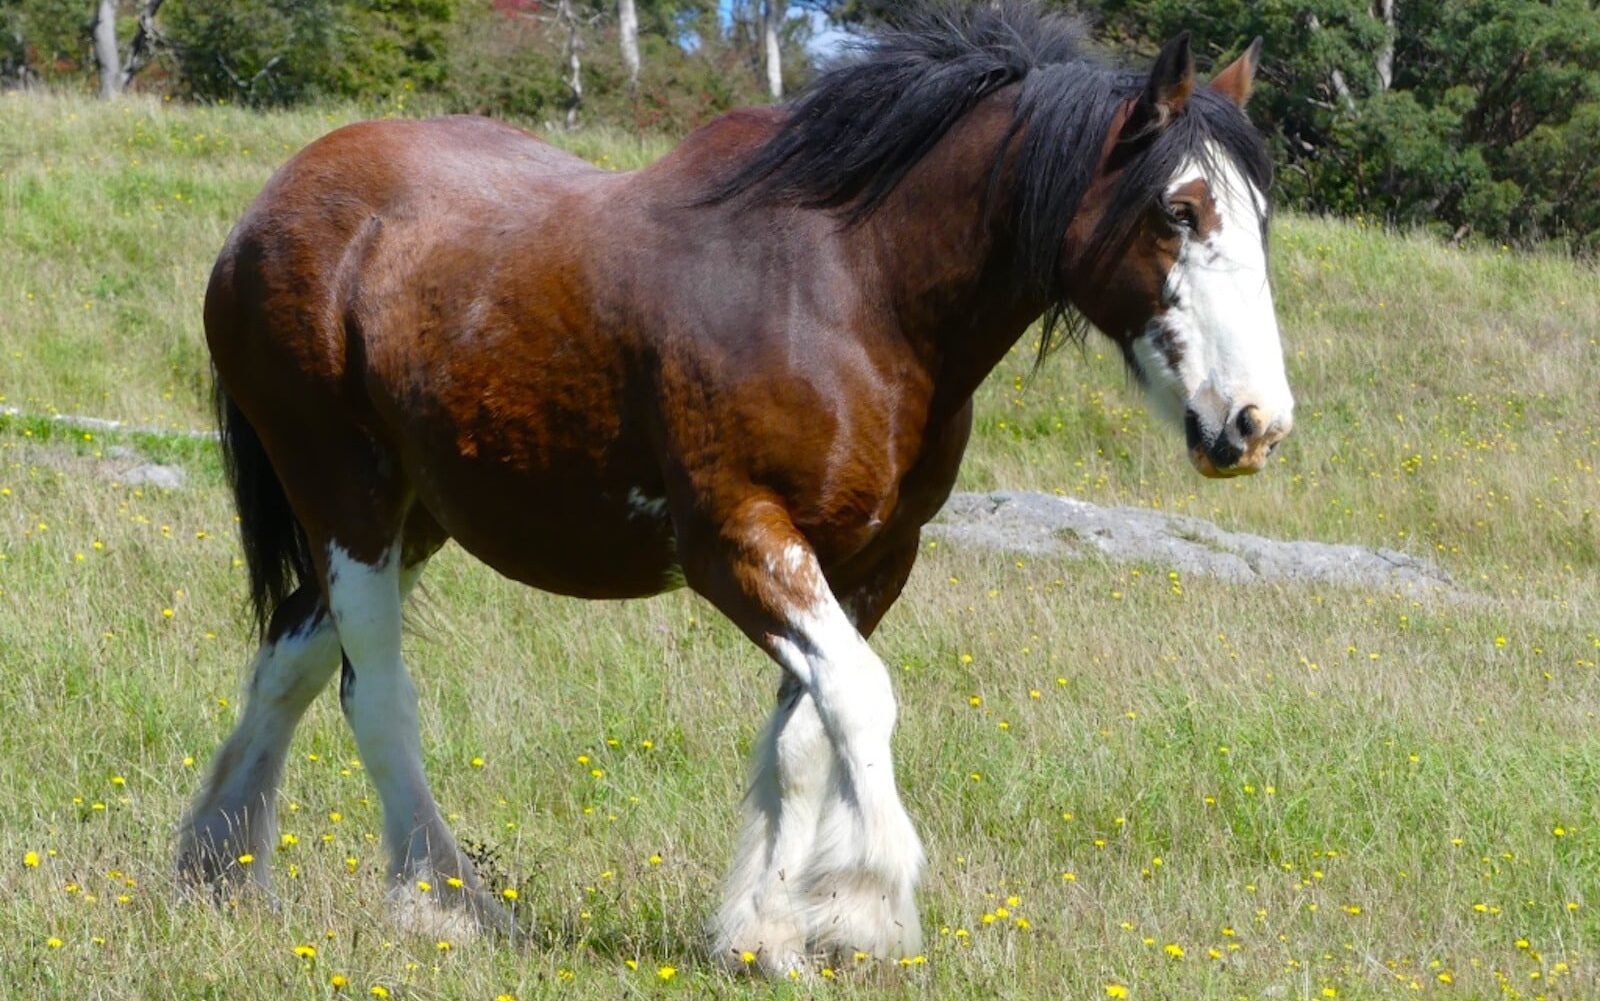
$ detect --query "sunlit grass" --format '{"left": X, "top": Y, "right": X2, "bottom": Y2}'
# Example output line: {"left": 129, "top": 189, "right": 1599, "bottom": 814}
{"left": 1, "top": 92, "right": 1597, "bottom": 999}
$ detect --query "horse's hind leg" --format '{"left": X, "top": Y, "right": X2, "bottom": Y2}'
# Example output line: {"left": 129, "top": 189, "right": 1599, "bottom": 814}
{"left": 178, "top": 585, "right": 339, "bottom": 891}
{"left": 325, "top": 527, "right": 512, "bottom": 937}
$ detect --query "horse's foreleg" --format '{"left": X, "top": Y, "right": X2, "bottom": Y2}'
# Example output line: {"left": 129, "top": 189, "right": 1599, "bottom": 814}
{"left": 698, "top": 511, "right": 923, "bottom": 972}
{"left": 712, "top": 673, "right": 831, "bottom": 974}
{"left": 326, "top": 541, "right": 512, "bottom": 938}
{"left": 178, "top": 585, "right": 339, "bottom": 892}
{"left": 802, "top": 537, "right": 923, "bottom": 957}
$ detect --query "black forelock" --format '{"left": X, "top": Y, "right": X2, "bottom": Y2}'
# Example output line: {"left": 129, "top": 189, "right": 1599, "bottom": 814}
{"left": 704, "top": 0, "right": 1274, "bottom": 362}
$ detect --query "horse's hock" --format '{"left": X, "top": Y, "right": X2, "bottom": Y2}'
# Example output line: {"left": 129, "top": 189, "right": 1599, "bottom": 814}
{"left": 931, "top": 491, "right": 1456, "bottom": 594}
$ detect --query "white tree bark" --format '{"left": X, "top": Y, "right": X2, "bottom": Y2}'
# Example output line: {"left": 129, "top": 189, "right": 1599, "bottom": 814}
{"left": 1305, "top": 12, "right": 1356, "bottom": 112}
{"left": 618, "top": 0, "right": 640, "bottom": 90}
{"left": 1374, "top": 0, "right": 1397, "bottom": 92}
{"left": 92, "top": 0, "right": 121, "bottom": 99}
{"left": 763, "top": 0, "right": 783, "bottom": 99}
{"left": 119, "top": 0, "right": 165, "bottom": 91}
{"left": 559, "top": 0, "right": 583, "bottom": 128}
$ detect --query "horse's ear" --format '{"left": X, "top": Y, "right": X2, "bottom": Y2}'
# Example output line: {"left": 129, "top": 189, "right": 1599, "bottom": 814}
{"left": 1211, "top": 36, "right": 1263, "bottom": 108}
{"left": 1133, "top": 32, "right": 1196, "bottom": 132}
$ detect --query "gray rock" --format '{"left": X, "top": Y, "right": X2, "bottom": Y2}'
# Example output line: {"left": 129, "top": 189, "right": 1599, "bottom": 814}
{"left": 121, "top": 463, "right": 186, "bottom": 490}
{"left": 930, "top": 491, "right": 1455, "bottom": 592}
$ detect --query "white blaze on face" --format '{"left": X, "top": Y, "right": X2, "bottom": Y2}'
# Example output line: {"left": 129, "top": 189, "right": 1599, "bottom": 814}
{"left": 1138, "top": 141, "right": 1294, "bottom": 447}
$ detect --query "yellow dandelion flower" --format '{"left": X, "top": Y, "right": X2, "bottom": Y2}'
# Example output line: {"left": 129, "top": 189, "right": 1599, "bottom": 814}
{"left": 501, "top": 887, "right": 518, "bottom": 900}
{"left": 648, "top": 854, "right": 663, "bottom": 865}
{"left": 370, "top": 986, "right": 390, "bottom": 998}
{"left": 447, "top": 877, "right": 463, "bottom": 889}
{"left": 1106, "top": 986, "right": 1129, "bottom": 999}
{"left": 741, "top": 950, "right": 756, "bottom": 964}
{"left": 657, "top": 965, "right": 676, "bottom": 981}
{"left": 46, "top": 937, "right": 64, "bottom": 949}
{"left": 1164, "top": 943, "right": 1185, "bottom": 958}
{"left": 23, "top": 851, "right": 39, "bottom": 868}
{"left": 416, "top": 880, "right": 432, "bottom": 892}
{"left": 293, "top": 944, "right": 316, "bottom": 959}
{"left": 237, "top": 853, "right": 254, "bottom": 865}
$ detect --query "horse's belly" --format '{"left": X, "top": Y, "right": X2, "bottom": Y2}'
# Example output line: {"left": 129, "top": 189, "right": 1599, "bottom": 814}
{"left": 417, "top": 472, "right": 682, "bottom": 600}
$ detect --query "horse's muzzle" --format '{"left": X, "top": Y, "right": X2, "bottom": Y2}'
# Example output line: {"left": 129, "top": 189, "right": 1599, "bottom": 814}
{"left": 1185, "top": 405, "right": 1290, "bottom": 479}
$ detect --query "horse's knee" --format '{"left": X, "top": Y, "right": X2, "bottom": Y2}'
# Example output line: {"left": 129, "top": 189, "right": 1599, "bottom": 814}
{"left": 249, "top": 596, "right": 337, "bottom": 708}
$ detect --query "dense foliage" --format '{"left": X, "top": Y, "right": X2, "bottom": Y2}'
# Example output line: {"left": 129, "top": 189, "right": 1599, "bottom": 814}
{"left": 1074, "top": 0, "right": 1600, "bottom": 250}
{"left": 1, "top": 0, "right": 809, "bottom": 129}
{"left": 2, "top": 0, "right": 1597, "bottom": 248}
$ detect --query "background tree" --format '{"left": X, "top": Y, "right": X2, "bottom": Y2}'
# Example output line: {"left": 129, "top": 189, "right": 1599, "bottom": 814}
{"left": 1070, "top": 0, "right": 1600, "bottom": 249}
{"left": 3, "top": 0, "right": 88, "bottom": 87}
{"left": 3, "top": 0, "right": 1595, "bottom": 250}
{"left": 89, "top": 0, "right": 164, "bottom": 98}
{"left": 761, "top": 0, "right": 781, "bottom": 97}
{"left": 618, "top": 0, "right": 639, "bottom": 89}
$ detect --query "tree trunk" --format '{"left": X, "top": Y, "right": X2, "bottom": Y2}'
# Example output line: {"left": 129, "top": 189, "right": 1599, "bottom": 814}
{"left": 1305, "top": 12, "right": 1356, "bottom": 112}
{"left": 559, "top": 0, "right": 583, "bottom": 128}
{"left": 119, "top": 0, "right": 166, "bottom": 91}
{"left": 1374, "top": 0, "right": 1396, "bottom": 92}
{"left": 762, "top": 0, "right": 783, "bottom": 100}
{"left": 618, "top": 0, "right": 639, "bottom": 90}
{"left": 92, "top": 0, "right": 120, "bottom": 99}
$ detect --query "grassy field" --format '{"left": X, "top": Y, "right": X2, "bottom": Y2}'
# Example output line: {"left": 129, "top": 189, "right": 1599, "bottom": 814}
{"left": 1, "top": 92, "right": 1598, "bottom": 1000}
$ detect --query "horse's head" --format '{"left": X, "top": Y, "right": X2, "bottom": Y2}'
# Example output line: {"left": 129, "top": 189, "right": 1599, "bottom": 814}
{"left": 1066, "top": 35, "right": 1293, "bottom": 479}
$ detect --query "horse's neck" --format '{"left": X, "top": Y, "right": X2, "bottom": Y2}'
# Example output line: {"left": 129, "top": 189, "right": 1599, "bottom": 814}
{"left": 864, "top": 92, "right": 1047, "bottom": 420}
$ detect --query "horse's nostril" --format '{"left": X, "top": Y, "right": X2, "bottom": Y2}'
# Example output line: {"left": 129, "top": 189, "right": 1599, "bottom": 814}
{"left": 1235, "top": 406, "right": 1260, "bottom": 440}
{"left": 1184, "top": 409, "right": 1204, "bottom": 451}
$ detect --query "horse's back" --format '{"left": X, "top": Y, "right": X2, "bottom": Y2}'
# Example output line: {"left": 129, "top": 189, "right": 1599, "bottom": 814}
{"left": 205, "top": 116, "right": 600, "bottom": 393}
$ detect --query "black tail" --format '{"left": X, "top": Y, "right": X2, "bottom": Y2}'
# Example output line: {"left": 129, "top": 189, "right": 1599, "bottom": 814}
{"left": 214, "top": 376, "right": 314, "bottom": 639}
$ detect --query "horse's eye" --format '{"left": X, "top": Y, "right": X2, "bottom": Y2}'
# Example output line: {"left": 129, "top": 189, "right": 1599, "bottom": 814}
{"left": 1166, "top": 201, "right": 1198, "bottom": 231}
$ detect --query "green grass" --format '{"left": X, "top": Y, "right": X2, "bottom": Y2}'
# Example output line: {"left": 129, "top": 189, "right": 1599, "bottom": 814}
{"left": 2, "top": 93, "right": 1599, "bottom": 1000}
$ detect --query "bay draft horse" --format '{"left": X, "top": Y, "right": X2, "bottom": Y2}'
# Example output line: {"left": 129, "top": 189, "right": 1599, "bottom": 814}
{"left": 178, "top": 1, "right": 1294, "bottom": 975}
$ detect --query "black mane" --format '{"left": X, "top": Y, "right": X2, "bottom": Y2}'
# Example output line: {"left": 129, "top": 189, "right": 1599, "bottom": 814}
{"left": 708, "top": 0, "right": 1273, "bottom": 358}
